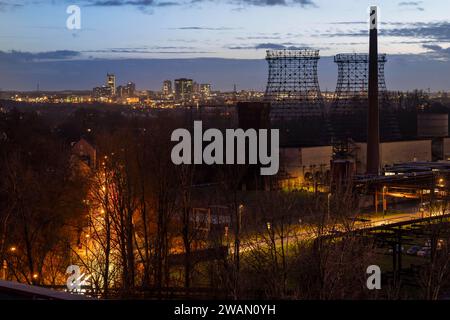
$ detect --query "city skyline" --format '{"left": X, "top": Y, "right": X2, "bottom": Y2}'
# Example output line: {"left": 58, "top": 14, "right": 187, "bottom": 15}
{"left": 1, "top": 0, "right": 450, "bottom": 90}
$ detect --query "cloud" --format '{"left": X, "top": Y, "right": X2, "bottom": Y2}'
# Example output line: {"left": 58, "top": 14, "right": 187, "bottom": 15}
{"left": 329, "top": 21, "right": 366, "bottom": 25}
{"left": 324, "top": 21, "right": 450, "bottom": 42}
{"left": 398, "top": 1, "right": 421, "bottom": 6}
{"left": 384, "top": 22, "right": 450, "bottom": 40}
{"left": 87, "top": 0, "right": 321, "bottom": 8}
{"left": 236, "top": 35, "right": 284, "bottom": 40}
{"left": 83, "top": 0, "right": 181, "bottom": 13}
{"left": 0, "top": 0, "right": 318, "bottom": 14}
{"left": 82, "top": 46, "right": 211, "bottom": 54}
{"left": 86, "top": 0, "right": 173, "bottom": 6}
{"left": 422, "top": 44, "right": 450, "bottom": 60}
{"left": 156, "top": 1, "right": 179, "bottom": 6}
{"left": 0, "top": 50, "right": 81, "bottom": 62}
{"left": 228, "top": 42, "right": 309, "bottom": 50}
{"left": 231, "top": 0, "right": 317, "bottom": 7}
{"left": 169, "top": 26, "right": 237, "bottom": 30}
{"left": 0, "top": 1, "right": 24, "bottom": 11}
{"left": 398, "top": 1, "right": 424, "bottom": 11}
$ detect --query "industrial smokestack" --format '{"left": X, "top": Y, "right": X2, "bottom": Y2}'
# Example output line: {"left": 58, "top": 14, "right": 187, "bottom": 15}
{"left": 366, "top": 6, "right": 380, "bottom": 175}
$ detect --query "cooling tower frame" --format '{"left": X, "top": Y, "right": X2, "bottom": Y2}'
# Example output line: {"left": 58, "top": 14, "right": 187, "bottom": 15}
{"left": 264, "top": 49, "right": 324, "bottom": 120}
{"left": 332, "top": 53, "right": 388, "bottom": 114}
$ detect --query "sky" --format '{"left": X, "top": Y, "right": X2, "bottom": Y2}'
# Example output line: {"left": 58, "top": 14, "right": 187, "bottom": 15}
{"left": 0, "top": 0, "right": 450, "bottom": 91}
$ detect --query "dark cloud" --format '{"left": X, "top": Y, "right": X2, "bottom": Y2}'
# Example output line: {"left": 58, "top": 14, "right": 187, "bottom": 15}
{"left": 228, "top": 42, "right": 309, "bottom": 50}
{"left": 398, "top": 1, "right": 424, "bottom": 11}
{"left": 157, "top": 1, "right": 179, "bottom": 6}
{"left": 83, "top": 0, "right": 180, "bottom": 12}
{"left": 83, "top": 46, "right": 209, "bottom": 54}
{"left": 86, "top": 0, "right": 171, "bottom": 6}
{"left": 85, "top": 0, "right": 317, "bottom": 7}
{"left": 169, "top": 26, "right": 237, "bottom": 30}
{"left": 0, "top": 1, "right": 24, "bottom": 11}
{"left": 324, "top": 21, "right": 450, "bottom": 42}
{"left": 188, "top": 0, "right": 318, "bottom": 7}
{"left": 398, "top": 1, "right": 421, "bottom": 6}
{"left": 231, "top": 0, "right": 317, "bottom": 7}
{"left": 329, "top": 21, "right": 366, "bottom": 25}
{"left": 422, "top": 44, "right": 450, "bottom": 60}
{"left": 383, "top": 22, "right": 450, "bottom": 40}
{"left": 236, "top": 35, "right": 283, "bottom": 40}
{"left": 0, "top": 0, "right": 317, "bottom": 14}
{"left": 0, "top": 50, "right": 81, "bottom": 62}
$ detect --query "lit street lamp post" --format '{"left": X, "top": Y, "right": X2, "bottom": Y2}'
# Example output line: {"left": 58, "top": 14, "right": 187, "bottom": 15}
{"left": 2, "top": 260, "right": 6, "bottom": 280}
{"left": 327, "top": 193, "right": 332, "bottom": 221}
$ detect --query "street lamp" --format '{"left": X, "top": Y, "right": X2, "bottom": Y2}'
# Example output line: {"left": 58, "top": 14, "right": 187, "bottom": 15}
{"left": 238, "top": 204, "right": 244, "bottom": 233}
{"left": 382, "top": 186, "right": 387, "bottom": 217}
{"left": 2, "top": 260, "right": 7, "bottom": 280}
{"left": 327, "top": 193, "right": 332, "bottom": 221}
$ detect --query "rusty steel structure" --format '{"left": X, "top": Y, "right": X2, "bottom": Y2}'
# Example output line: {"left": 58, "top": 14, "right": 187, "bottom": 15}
{"left": 332, "top": 53, "right": 387, "bottom": 114}
{"left": 264, "top": 49, "right": 324, "bottom": 120}
{"left": 264, "top": 49, "right": 330, "bottom": 147}
{"left": 330, "top": 53, "right": 400, "bottom": 143}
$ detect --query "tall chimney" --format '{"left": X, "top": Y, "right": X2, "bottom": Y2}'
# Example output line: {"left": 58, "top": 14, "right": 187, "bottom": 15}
{"left": 366, "top": 6, "right": 380, "bottom": 175}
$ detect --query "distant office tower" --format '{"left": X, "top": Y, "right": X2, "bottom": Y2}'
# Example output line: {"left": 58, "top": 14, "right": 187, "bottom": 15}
{"left": 200, "top": 84, "right": 211, "bottom": 97}
{"left": 193, "top": 81, "right": 200, "bottom": 94}
{"left": 264, "top": 49, "right": 329, "bottom": 147}
{"left": 93, "top": 85, "right": 112, "bottom": 98}
{"left": 264, "top": 49, "right": 324, "bottom": 120}
{"left": 174, "top": 78, "right": 193, "bottom": 101}
{"left": 117, "top": 81, "right": 136, "bottom": 98}
{"left": 125, "top": 81, "right": 135, "bottom": 96}
{"left": 107, "top": 73, "right": 116, "bottom": 96}
{"left": 163, "top": 80, "right": 172, "bottom": 96}
{"left": 330, "top": 53, "right": 400, "bottom": 142}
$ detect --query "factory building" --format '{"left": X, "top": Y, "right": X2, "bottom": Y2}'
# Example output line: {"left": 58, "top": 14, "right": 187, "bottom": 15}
{"left": 279, "top": 140, "right": 433, "bottom": 190}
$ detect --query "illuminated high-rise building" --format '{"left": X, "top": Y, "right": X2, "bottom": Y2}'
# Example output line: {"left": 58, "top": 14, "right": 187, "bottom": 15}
{"left": 174, "top": 78, "right": 193, "bottom": 101}
{"left": 107, "top": 73, "right": 116, "bottom": 96}
{"left": 117, "top": 81, "right": 136, "bottom": 98}
{"left": 162, "top": 80, "right": 172, "bottom": 96}
{"left": 93, "top": 85, "right": 111, "bottom": 98}
{"left": 200, "top": 83, "right": 211, "bottom": 97}
{"left": 193, "top": 81, "right": 200, "bottom": 94}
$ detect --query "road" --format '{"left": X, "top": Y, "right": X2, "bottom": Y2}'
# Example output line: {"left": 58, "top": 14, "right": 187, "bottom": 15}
{"left": 237, "top": 202, "right": 446, "bottom": 254}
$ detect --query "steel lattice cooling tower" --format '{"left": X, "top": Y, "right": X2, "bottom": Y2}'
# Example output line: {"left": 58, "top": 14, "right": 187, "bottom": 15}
{"left": 264, "top": 49, "right": 330, "bottom": 147}
{"left": 330, "top": 53, "right": 400, "bottom": 142}
{"left": 332, "top": 53, "right": 388, "bottom": 114}
{"left": 264, "top": 49, "right": 324, "bottom": 120}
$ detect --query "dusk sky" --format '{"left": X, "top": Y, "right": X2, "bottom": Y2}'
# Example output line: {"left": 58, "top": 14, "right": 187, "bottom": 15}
{"left": 1, "top": 0, "right": 450, "bottom": 91}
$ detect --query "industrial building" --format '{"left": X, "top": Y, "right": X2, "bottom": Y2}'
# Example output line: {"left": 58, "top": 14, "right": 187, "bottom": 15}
{"left": 260, "top": 6, "right": 450, "bottom": 196}
{"left": 278, "top": 139, "right": 440, "bottom": 190}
